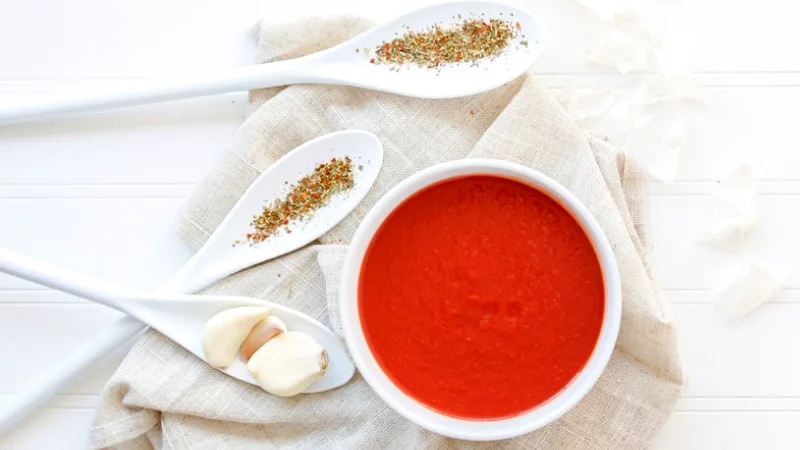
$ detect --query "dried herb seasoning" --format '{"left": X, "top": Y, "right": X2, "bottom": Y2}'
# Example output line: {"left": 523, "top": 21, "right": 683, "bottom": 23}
{"left": 372, "top": 18, "right": 518, "bottom": 69}
{"left": 242, "top": 157, "right": 355, "bottom": 245}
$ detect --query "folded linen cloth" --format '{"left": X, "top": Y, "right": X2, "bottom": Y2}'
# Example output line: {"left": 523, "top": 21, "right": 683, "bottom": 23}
{"left": 90, "top": 16, "right": 684, "bottom": 450}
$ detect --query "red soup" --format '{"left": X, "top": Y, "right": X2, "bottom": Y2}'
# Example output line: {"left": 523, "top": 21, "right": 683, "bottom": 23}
{"left": 358, "top": 175, "right": 605, "bottom": 419}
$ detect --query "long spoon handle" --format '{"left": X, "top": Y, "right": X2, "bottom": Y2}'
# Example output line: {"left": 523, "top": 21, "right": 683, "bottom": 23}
{"left": 0, "top": 248, "right": 140, "bottom": 313}
{"left": 0, "top": 248, "right": 203, "bottom": 435}
{"left": 0, "top": 316, "right": 146, "bottom": 436}
{"left": 0, "top": 248, "right": 156, "bottom": 435}
{"left": 0, "top": 59, "right": 308, "bottom": 125}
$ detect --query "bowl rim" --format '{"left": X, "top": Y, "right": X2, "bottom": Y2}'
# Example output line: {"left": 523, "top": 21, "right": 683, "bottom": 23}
{"left": 339, "top": 158, "right": 621, "bottom": 441}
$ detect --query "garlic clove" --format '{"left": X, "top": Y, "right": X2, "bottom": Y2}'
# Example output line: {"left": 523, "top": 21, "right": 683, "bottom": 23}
{"left": 247, "top": 331, "right": 328, "bottom": 397}
{"left": 240, "top": 315, "right": 288, "bottom": 361}
{"left": 202, "top": 306, "right": 271, "bottom": 369}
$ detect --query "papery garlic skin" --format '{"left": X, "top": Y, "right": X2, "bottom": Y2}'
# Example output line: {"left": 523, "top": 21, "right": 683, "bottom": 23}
{"left": 247, "top": 331, "right": 328, "bottom": 397}
{"left": 202, "top": 306, "right": 271, "bottom": 368}
{"left": 700, "top": 164, "right": 758, "bottom": 247}
{"left": 714, "top": 262, "right": 780, "bottom": 320}
{"left": 240, "top": 315, "right": 288, "bottom": 361}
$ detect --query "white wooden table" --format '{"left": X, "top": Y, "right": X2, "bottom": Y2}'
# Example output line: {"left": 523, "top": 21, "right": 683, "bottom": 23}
{"left": 1, "top": 0, "right": 798, "bottom": 448}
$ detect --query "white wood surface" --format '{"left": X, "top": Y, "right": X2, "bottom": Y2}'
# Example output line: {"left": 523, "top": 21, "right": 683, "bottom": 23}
{"left": 1, "top": 0, "right": 799, "bottom": 448}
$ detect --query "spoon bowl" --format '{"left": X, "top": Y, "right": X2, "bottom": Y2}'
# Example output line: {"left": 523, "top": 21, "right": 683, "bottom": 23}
{"left": 119, "top": 292, "right": 352, "bottom": 393}
{"left": 314, "top": 1, "right": 544, "bottom": 98}
{"left": 164, "top": 129, "right": 384, "bottom": 294}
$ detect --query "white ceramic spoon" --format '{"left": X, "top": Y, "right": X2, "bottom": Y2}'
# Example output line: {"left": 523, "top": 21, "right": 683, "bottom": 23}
{"left": 0, "top": 1, "right": 544, "bottom": 124}
{"left": 0, "top": 129, "right": 383, "bottom": 433}
{"left": 0, "top": 248, "right": 352, "bottom": 391}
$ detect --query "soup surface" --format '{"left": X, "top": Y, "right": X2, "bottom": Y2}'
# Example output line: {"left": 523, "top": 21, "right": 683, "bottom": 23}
{"left": 358, "top": 175, "right": 605, "bottom": 419}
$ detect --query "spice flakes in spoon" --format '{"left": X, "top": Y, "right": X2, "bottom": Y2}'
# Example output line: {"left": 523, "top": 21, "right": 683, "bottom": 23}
{"left": 239, "top": 156, "right": 355, "bottom": 246}
{"left": 371, "top": 17, "right": 521, "bottom": 69}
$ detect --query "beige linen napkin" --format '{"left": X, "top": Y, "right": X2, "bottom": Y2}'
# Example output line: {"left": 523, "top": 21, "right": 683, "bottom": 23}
{"left": 90, "top": 17, "right": 684, "bottom": 449}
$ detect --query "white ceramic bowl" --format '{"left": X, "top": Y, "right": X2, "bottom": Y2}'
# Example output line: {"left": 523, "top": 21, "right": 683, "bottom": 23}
{"left": 339, "top": 159, "right": 621, "bottom": 441}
